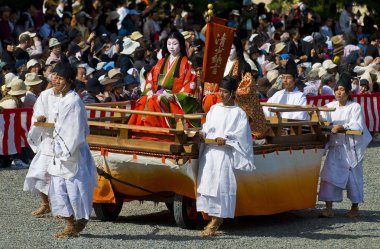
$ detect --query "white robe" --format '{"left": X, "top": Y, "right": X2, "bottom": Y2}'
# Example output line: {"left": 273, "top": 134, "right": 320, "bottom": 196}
{"left": 48, "top": 90, "right": 97, "bottom": 220}
{"left": 318, "top": 101, "right": 372, "bottom": 203}
{"left": 23, "top": 88, "right": 60, "bottom": 195}
{"left": 263, "top": 87, "right": 309, "bottom": 120}
{"left": 196, "top": 103, "right": 255, "bottom": 218}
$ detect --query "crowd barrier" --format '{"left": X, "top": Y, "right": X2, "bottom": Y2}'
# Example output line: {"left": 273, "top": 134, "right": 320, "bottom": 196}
{"left": 1, "top": 94, "right": 378, "bottom": 155}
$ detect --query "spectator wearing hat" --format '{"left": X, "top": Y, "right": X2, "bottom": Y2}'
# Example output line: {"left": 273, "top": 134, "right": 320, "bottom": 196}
{"left": 82, "top": 78, "right": 102, "bottom": 104}
{"left": 23, "top": 73, "right": 43, "bottom": 107}
{"left": 117, "top": 38, "right": 139, "bottom": 74}
{"left": 1, "top": 38, "right": 16, "bottom": 69}
{"left": 14, "top": 33, "right": 32, "bottom": 61}
{"left": 227, "top": 10, "right": 240, "bottom": 28}
{"left": 112, "top": 80, "right": 127, "bottom": 102}
{"left": 74, "top": 11, "right": 91, "bottom": 41}
{"left": 130, "top": 31, "right": 145, "bottom": 46}
{"left": 99, "top": 75, "right": 118, "bottom": 102}
{"left": 27, "top": 59, "right": 41, "bottom": 74}
{"left": 46, "top": 38, "right": 63, "bottom": 65}
{"left": 323, "top": 59, "right": 339, "bottom": 81}
{"left": 39, "top": 14, "right": 57, "bottom": 40}
{"left": 0, "top": 78, "right": 27, "bottom": 109}
{"left": 263, "top": 56, "right": 309, "bottom": 120}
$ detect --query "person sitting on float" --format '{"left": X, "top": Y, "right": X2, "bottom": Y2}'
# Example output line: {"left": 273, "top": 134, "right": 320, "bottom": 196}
{"left": 263, "top": 54, "right": 309, "bottom": 120}
{"left": 203, "top": 37, "right": 268, "bottom": 139}
{"left": 128, "top": 29, "right": 199, "bottom": 128}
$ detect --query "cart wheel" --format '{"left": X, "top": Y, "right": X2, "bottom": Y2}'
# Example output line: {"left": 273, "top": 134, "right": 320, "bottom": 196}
{"left": 165, "top": 202, "right": 174, "bottom": 213}
{"left": 173, "top": 194, "right": 199, "bottom": 229}
{"left": 93, "top": 199, "right": 123, "bottom": 221}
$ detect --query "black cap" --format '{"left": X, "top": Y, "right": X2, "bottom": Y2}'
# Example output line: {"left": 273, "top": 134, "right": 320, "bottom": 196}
{"left": 219, "top": 76, "right": 239, "bottom": 92}
{"left": 281, "top": 59, "right": 298, "bottom": 78}
{"left": 55, "top": 63, "right": 77, "bottom": 82}
{"left": 335, "top": 72, "right": 352, "bottom": 91}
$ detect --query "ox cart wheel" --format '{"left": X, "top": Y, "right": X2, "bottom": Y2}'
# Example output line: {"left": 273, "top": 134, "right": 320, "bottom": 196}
{"left": 93, "top": 199, "right": 123, "bottom": 221}
{"left": 173, "top": 194, "right": 200, "bottom": 229}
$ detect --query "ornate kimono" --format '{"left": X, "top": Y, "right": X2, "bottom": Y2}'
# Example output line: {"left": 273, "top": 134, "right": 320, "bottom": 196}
{"left": 128, "top": 55, "right": 199, "bottom": 128}
{"left": 203, "top": 60, "right": 268, "bottom": 138}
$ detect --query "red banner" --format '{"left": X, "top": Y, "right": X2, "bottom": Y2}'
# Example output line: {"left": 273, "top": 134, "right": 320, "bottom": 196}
{"left": 202, "top": 17, "right": 236, "bottom": 84}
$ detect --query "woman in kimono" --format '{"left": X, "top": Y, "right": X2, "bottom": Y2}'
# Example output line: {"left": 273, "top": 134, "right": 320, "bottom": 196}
{"left": 48, "top": 63, "right": 97, "bottom": 237}
{"left": 128, "top": 30, "right": 199, "bottom": 128}
{"left": 318, "top": 73, "right": 372, "bottom": 218}
{"left": 197, "top": 76, "right": 255, "bottom": 236}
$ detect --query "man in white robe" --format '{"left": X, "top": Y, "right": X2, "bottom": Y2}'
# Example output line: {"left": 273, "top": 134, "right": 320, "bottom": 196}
{"left": 23, "top": 71, "right": 60, "bottom": 217}
{"left": 48, "top": 63, "right": 97, "bottom": 238}
{"left": 263, "top": 55, "right": 309, "bottom": 120}
{"left": 197, "top": 76, "right": 255, "bottom": 236}
{"left": 318, "top": 73, "right": 372, "bottom": 218}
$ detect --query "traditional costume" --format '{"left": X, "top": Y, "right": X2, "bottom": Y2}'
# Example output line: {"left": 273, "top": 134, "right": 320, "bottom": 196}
{"left": 318, "top": 101, "right": 371, "bottom": 203}
{"left": 24, "top": 88, "right": 60, "bottom": 196}
{"left": 197, "top": 103, "right": 255, "bottom": 218}
{"left": 48, "top": 90, "right": 97, "bottom": 221}
{"left": 263, "top": 57, "right": 309, "bottom": 120}
{"left": 197, "top": 77, "right": 255, "bottom": 221}
{"left": 128, "top": 55, "right": 199, "bottom": 128}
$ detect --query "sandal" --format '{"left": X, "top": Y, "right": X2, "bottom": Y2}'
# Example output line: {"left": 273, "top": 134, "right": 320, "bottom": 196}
{"left": 54, "top": 225, "right": 78, "bottom": 238}
{"left": 200, "top": 218, "right": 223, "bottom": 237}
{"left": 31, "top": 204, "right": 51, "bottom": 217}
{"left": 319, "top": 208, "right": 334, "bottom": 218}
{"left": 74, "top": 219, "right": 88, "bottom": 233}
{"left": 347, "top": 209, "right": 359, "bottom": 218}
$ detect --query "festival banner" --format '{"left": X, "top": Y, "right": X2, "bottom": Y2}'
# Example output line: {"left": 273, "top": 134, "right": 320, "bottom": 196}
{"left": 202, "top": 17, "right": 236, "bottom": 86}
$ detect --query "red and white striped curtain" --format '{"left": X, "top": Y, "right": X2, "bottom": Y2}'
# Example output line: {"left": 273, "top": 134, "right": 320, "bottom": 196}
{"left": 0, "top": 108, "right": 33, "bottom": 155}
{"left": 307, "top": 93, "right": 380, "bottom": 132}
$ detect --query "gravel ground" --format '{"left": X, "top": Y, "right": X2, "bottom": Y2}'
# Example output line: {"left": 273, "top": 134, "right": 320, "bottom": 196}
{"left": 1, "top": 142, "right": 379, "bottom": 249}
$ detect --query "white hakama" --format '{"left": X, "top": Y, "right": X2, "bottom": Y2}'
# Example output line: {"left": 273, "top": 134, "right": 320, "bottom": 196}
{"left": 23, "top": 88, "right": 60, "bottom": 195}
{"left": 318, "top": 101, "right": 371, "bottom": 204}
{"left": 197, "top": 103, "right": 255, "bottom": 218}
{"left": 263, "top": 87, "right": 309, "bottom": 120}
{"left": 48, "top": 90, "right": 97, "bottom": 220}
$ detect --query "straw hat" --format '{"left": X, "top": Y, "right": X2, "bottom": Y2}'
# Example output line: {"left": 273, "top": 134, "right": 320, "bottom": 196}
{"left": 99, "top": 75, "right": 118, "bottom": 86}
{"left": 108, "top": 68, "right": 122, "bottom": 79}
{"left": 130, "top": 31, "right": 143, "bottom": 41}
{"left": 331, "top": 35, "right": 343, "bottom": 46}
{"left": 8, "top": 78, "right": 27, "bottom": 96}
{"left": 318, "top": 67, "right": 328, "bottom": 78}
{"left": 120, "top": 38, "right": 140, "bottom": 55}
{"left": 24, "top": 73, "right": 43, "bottom": 86}
{"left": 181, "top": 31, "right": 191, "bottom": 40}
{"left": 274, "top": 42, "right": 286, "bottom": 54}
{"left": 18, "top": 31, "right": 36, "bottom": 42}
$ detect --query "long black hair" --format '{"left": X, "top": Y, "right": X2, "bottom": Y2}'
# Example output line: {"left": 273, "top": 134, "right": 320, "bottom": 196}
{"left": 161, "top": 29, "right": 187, "bottom": 58}
{"left": 232, "top": 36, "right": 251, "bottom": 82}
